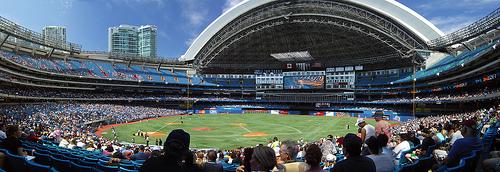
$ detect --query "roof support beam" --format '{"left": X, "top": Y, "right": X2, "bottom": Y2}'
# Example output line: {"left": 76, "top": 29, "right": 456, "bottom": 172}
{"left": 0, "top": 34, "right": 8, "bottom": 48}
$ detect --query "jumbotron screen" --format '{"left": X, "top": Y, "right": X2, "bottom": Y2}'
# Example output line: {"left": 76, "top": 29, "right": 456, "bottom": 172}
{"left": 284, "top": 75, "right": 325, "bottom": 89}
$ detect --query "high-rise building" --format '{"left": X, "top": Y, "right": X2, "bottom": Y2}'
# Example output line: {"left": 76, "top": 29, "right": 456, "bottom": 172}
{"left": 138, "top": 25, "right": 157, "bottom": 58}
{"left": 42, "top": 26, "right": 66, "bottom": 45}
{"left": 108, "top": 25, "right": 139, "bottom": 55}
{"left": 108, "top": 25, "right": 157, "bottom": 58}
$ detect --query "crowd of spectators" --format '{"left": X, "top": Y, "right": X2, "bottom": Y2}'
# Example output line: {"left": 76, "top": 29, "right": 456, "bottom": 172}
{"left": 0, "top": 103, "right": 182, "bottom": 159}
{"left": 0, "top": 86, "right": 240, "bottom": 102}
{"left": 135, "top": 105, "right": 497, "bottom": 172}
{"left": 0, "top": 103, "right": 498, "bottom": 172}
{"left": 373, "top": 88, "right": 500, "bottom": 103}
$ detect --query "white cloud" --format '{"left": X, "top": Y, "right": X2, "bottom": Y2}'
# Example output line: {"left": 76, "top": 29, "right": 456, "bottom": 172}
{"left": 223, "top": 0, "right": 245, "bottom": 12}
{"left": 178, "top": 0, "right": 209, "bottom": 26}
{"left": 110, "top": 0, "right": 165, "bottom": 9}
{"left": 185, "top": 34, "right": 197, "bottom": 46}
{"left": 159, "top": 30, "right": 168, "bottom": 38}
{"left": 429, "top": 16, "right": 478, "bottom": 34}
{"left": 417, "top": 0, "right": 498, "bottom": 11}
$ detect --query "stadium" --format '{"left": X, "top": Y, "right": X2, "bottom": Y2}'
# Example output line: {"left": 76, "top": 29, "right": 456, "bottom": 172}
{"left": 0, "top": 0, "right": 498, "bottom": 172}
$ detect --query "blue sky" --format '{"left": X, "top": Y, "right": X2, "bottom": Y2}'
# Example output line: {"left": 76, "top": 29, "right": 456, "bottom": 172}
{"left": 0, "top": 0, "right": 497, "bottom": 59}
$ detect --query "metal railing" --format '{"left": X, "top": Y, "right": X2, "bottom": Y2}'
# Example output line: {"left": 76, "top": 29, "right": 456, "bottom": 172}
{"left": 81, "top": 51, "right": 185, "bottom": 64}
{"left": 0, "top": 16, "right": 81, "bottom": 52}
{"left": 427, "top": 8, "right": 500, "bottom": 49}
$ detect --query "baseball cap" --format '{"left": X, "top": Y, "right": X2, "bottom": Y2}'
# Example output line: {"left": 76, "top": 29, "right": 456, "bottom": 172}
{"left": 355, "top": 118, "right": 365, "bottom": 125}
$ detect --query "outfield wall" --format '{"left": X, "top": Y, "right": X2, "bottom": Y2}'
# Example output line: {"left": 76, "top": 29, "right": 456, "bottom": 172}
{"left": 191, "top": 107, "right": 414, "bottom": 122}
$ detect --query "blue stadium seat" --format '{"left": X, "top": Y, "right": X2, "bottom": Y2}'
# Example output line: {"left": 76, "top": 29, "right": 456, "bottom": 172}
{"left": 0, "top": 167, "right": 5, "bottom": 172}
{"left": 444, "top": 160, "right": 466, "bottom": 172}
{"left": 78, "top": 159, "right": 97, "bottom": 167}
{"left": 5, "top": 151, "right": 29, "bottom": 172}
{"left": 416, "top": 155, "right": 433, "bottom": 172}
{"left": 97, "top": 161, "right": 119, "bottom": 172}
{"left": 133, "top": 160, "right": 145, "bottom": 164}
{"left": 119, "top": 167, "right": 139, "bottom": 172}
{"left": 50, "top": 156, "right": 72, "bottom": 172}
{"left": 398, "top": 160, "right": 419, "bottom": 172}
{"left": 84, "top": 157, "right": 99, "bottom": 163}
{"left": 34, "top": 151, "right": 51, "bottom": 166}
{"left": 462, "top": 151, "right": 479, "bottom": 172}
{"left": 26, "top": 159, "right": 51, "bottom": 172}
{"left": 120, "top": 162, "right": 136, "bottom": 170}
{"left": 70, "top": 161, "right": 93, "bottom": 172}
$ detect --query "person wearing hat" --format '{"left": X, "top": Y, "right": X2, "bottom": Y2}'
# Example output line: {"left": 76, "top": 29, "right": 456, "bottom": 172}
{"left": 373, "top": 111, "right": 391, "bottom": 139}
{"left": 320, "top": 135, "right": 336, "bottom": 161}
{"left": 417, "top": 128, "right": 435, "bottom": 157}
{"left": 331, "top": 133, "right": 375, "bottom": 172}
{"left": 140, "top": 129, "right": 200, "bottom": 172}
{"left": 442, "top": 120, "right": 481, "bottom": 168}
{"left": 356, "top": 118, "right": 375, "bottom": 156}
{"left": 356, "top": 118, "right": 375, "bottom": 143}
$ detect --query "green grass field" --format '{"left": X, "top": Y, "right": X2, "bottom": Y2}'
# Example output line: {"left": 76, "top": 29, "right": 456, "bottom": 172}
{"left": 101, "top": 113, "right": 379, "bottom": 149}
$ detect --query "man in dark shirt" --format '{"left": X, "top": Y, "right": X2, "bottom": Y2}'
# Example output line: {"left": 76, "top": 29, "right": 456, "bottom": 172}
{"left": 332, "top": 133, "right": 376, "bottom": 172}
{"left": 418, "top": 128, "right": 436, "bottom": 157}
{"left": 1, "top": 125, "right": 26, "bottom": 156}
{"left": 203, "top": 150, "right": 223, "bottom": 172}
{"left": 140, "top": 129, "right": 201, "bottom": 172}
{"left": 444, "top": 120, "right": 481, "bottom": 167}
{"left": 131, "top": 145, "right": 150, "bottom": 161}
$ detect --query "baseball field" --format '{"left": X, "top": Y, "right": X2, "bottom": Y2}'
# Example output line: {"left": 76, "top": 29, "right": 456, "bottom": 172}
{"left": 98, "top": 113, "right": 383, "bottom": 149}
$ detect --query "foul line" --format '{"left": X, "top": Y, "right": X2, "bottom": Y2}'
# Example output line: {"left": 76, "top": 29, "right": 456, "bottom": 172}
{"left": 153, "top": 118, "right": 180, "bottom": 132}
{"left": 239, "top": 124, "right": 252, "bottom": 132}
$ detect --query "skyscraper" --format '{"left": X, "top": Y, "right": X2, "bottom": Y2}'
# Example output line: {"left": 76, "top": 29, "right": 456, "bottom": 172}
{"left": 42, "top": 26, "right": 66, "bottom": 45}
{"left": 108, "top": 25, "right": 157, "bottom": 58}
{"left": 108, "top": 25, "right": 138, "bottom": 55}
{"left": 138, "top": 25, "right": 157, "bottom": 58}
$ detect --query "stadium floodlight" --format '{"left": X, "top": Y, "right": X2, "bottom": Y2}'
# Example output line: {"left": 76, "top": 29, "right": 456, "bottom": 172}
{"left": 270, "top": 51, "right": 313, "bottom": 62}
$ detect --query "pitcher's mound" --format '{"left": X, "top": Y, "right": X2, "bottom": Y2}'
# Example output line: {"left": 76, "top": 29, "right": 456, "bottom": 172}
{"left": 243, "top": 132, "right": 268, "bottom": 137}
{"left": 192, "top": 127, "right": 214, "bottom": 131}
{"left": 145, "top": 132, "right": 166, "bottom": 137}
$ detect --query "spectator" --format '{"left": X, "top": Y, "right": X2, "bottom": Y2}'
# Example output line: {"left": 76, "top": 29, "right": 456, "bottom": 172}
{"left": 0, "top": 124, "right": 6, "bottom": 140}
{"left": 103, "top": 145, "right": 114, "bottom": 156}
{"left": 196, "top": 151, "right": 205, "bottom": 166}
{"left": 449, "top": 124, "right": 463, "bottom": 146}
{"left": 305, "top": 144, "right": 327, "bottom": 172}
{"left": 202, "top": 150, "right": 223, "bottom": 172}
{"left": 240, "top": 147, "right": 253, "bottom": 172}
{"left": 251, "top": 146, "right": 277, "bottom": 172}
{"left": 365, "top": 136, "right": 394, "bottom": 172}
{"left": 444, "top": 120, "right": 481, "bottom": 168}
{"left": 417, "top": 128, "right": 435, "bottom": 157}
{"left": 373, "top": 111, "right": 391, "bottom": 139}
{"left": 141, "top": 129, "right": 196, "bottom": 172}
{"left": 393, "top": 133, "right": 411, "bottom": 161}
{"left": 131, "top": 145, "right": 150, "bottom": 161}
{"left": 356, "top": 118, "right": 375, "bottom": 155}
{"left": 331, "top": 133, "right": 375, "bottom": 172}
{"left": 276, "top": 140, "right": 308, "bottom": 172}
{"left": 1, "top": 125, "right": 26, "bottom": 156}
{"left": 320, "top": 135, "right": 336, "bottom": 161}
{"left": 377, "top": 134, "right": 391, "bottom": 155}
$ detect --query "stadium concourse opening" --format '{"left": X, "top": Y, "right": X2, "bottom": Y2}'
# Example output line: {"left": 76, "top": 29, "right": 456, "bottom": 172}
{"left": 0, "top": 0, "right": 498, "bottom": 172}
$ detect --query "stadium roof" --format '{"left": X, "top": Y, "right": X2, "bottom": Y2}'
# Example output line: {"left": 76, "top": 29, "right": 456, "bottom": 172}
{"left": 181, "top": 0, "right": 444, "bottom": 73}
